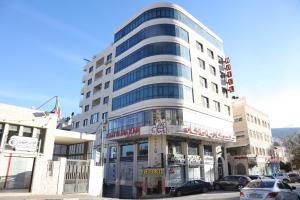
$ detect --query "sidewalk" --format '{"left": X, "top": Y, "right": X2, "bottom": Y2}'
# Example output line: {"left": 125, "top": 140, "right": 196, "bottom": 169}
{"left": 0, "top": 192, "right": 114, "bottom": 200}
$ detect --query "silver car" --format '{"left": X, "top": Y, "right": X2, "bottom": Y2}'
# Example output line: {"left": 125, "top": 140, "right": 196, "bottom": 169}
{"left": 240, "top": 179, "right": 299, "bottom": 200}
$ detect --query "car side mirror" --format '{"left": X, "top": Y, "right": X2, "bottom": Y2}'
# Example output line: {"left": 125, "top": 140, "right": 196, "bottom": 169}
{"left": 291, "top": 186, "right": 296, "bottom": 190}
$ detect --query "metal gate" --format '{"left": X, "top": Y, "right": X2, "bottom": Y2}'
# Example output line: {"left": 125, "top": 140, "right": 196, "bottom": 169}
{"left": 63, "top": 159, "right": 90, "bottom": 193}
{"left": 0, "top": 155, "right": 34, "bottom": 191}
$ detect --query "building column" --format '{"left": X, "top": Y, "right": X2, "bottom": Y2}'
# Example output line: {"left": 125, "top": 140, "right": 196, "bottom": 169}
{"left": 223, "top": 147, "right": 229, "bottom": 176}
{"left": 0, "top": 124, "right": 9, "bottom": 151}
{"left": 115, "top": 143, "right": 121, "bottom": 198}
{"left": 18, "top": 125, "right": 23, "bottom": 136}
{"left": 198, "top": 143, "right": 204, "bottom": 180}
{"left": 183, "top": 140, "right": 189, "bottom": 182}
{"left": 132, "top": 143, "right": 138, "bottom": 198}
{"left": 212, "top": 143, "right": 217, "bottom": 180}
{"left": 161, "top": 135, "right": 167, "bottom": 195}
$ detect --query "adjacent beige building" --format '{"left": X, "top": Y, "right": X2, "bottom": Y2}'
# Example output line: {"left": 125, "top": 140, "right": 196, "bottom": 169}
{"left": 226, "top": 97, "right": 273, "bottom": 175}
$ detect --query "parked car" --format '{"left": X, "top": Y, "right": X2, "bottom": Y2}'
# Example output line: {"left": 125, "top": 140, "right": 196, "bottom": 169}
{"left": 264, "top": 175, "right": 275, "bottom": 179}
{"left": 213, "top": 175, "right": 251, "bottom": 190}
{"left": 240, "top": 179, "right": 299, "bottom": 200}
{"left": 248, "top": 175, "right": 269, "bottom": 180}
{"left": 273, "top": 173, "right": 291, "bottom": 183}
{"left": 170, "top": 179, "right": 212, "bottom": 196}
{"left": 288, "top": 172, "right": 300, "bottom": 183}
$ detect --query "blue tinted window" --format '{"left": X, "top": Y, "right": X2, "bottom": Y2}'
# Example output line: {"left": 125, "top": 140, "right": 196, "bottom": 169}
{"left": 114, "top": 42, "right": 190, "bottom": 73}
{"left": 116, "top": 24, "right": 189, "bottom": 56}
{"left": 112, "top": 83, "right": 193, "bottom": 110}
{"left": 113, "top": 62, "right": 191, "bottom": 91}
{"left": 114, "top": 7, "right": 223, "bottom": 50}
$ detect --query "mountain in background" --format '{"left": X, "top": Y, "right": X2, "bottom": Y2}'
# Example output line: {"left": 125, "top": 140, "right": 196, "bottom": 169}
{"left": 272, "top": 127, "right": 300, "bottom": 138}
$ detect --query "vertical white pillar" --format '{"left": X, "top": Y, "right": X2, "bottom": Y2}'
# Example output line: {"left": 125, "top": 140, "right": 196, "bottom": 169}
{"left": 0, "top": 124, "right": 9, "bottom": 151}
{"left": 57, "top": 157, "right": 67, "bottom": 195}
{"left": 115, "top": 143, "right": 120, "bottom": 198}
{"left": 18, "top": 125, "right": 23, "bottom": 136}
{"left": 223, "top": 147, "right": 229, "bottom": 176}
{"left": 132, "top": 143, "right": 138, "bottom": 198}
{"left": 183, "top": 141, "right": 189, "bottom": 182}
{"left": 212, "top": 144, "right": 217, "bottom": 180}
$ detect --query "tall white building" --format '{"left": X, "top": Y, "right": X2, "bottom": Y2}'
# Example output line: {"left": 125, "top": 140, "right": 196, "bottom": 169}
{"left": 72, "top": 3, "right": 235, "bottom": 198}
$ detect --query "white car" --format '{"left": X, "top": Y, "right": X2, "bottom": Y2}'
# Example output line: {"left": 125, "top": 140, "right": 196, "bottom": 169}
{"left": 240, "top": 179, "right": 299, "bottom": 200}
{"left": 273, "top": 173, "right": 291, "bottom": 183}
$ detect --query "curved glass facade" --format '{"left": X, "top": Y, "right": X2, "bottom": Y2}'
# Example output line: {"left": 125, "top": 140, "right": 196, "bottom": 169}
{"left": 112, "top": 83, "right": 193, "bottom": 110}
{"left": 114, "top": 7, "right": 223, "bottom": 50}
{"left": 113, "top": 61, "right": 191, "bottom": 91}
{"left": 116, "top": 24, "right": 189, "bottom": 56}
{"left": 114, "top": 42, "right": 190, "bottom": 73}
{"left": 109, "top": 109, "right": 183, "bottom": 132}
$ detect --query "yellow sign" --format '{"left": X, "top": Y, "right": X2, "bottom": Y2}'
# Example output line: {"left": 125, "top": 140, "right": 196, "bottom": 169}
{"left": 143, "top": 168, "right": 164, "bottom": 177}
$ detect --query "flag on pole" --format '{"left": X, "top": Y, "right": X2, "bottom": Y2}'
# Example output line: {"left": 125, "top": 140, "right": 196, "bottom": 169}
{"left": 51, "top": 96, "right": 61, "bottom": 119}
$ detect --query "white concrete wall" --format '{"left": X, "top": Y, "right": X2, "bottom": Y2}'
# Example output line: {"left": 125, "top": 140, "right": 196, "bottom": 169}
{"left": 89, "top": 165, "right": 104, "bottom": 196}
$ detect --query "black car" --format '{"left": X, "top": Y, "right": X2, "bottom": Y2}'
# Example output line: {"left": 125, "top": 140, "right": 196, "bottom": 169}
{"left": 213, "top": 175, "right": 251, "bottom": 190}
{"left": 248, "top": 175, "right": 269, "bottom": 180}
{"left": 170, "top": 180, "right": 212, "bottom": 196}
{"left": 288, "top": 173, "right": 300, "bottom": 183}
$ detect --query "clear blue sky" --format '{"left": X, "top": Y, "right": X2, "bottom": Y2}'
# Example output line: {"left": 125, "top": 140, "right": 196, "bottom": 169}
{"left": 1, "top": 0, "right": 300, "bottom": 128}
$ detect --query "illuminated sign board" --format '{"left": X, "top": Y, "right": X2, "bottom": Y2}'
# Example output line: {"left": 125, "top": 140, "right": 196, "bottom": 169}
{"left": 106, "top": 127, "right": 140, "bottom": 139}
{"left": 224, "top": 57, "right": 235, "bottom": 93}
{"left": 143, "top": 168, "right": 164, "bottom": 177}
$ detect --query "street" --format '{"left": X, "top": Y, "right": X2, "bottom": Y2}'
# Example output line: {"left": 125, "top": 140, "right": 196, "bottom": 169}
{"left": 168, "top": 183, "right": 300, "bottom": 200}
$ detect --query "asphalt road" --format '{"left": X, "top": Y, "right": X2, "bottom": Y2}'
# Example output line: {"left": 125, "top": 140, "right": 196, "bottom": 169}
{"left": 170, "top": 183, "right": 300, "bottom": 200}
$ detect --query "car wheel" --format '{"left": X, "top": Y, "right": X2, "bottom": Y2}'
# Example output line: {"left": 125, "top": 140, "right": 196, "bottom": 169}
{"left": 176, "top": 191, "right": 182, "bottom": 197}
{"left": 214, "top": 184, "right": 221, "bottom": 190}
{"left": 202, "top": 187, "right": 208, "bottom": 193}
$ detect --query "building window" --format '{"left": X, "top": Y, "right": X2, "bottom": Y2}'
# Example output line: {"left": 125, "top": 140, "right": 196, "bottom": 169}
{"left": 112, "top": 83, "right": 193, "bottom": 110}
{"left": 92, "top": 98, "right": 101, "bottom": 107}
{"left": 213, "top": 100, "right": 221, "bottom": 112}
{"left": 204, "top": 145, "right": 212, "bottom": 156}
{"left": 87, "top": 78, "right": 92, "bottom": 85}
{"left": 95, "top": 70, "right": 103, "bottom": 80}
{"left": 234, "top": 117, "right": 243, "bottom": 122}
{"left": 83, "top": 119, "right": 88, "bottom": 126}
{"left": 222, "top": 88, "right": 228, "bottom": 98}
{"left": 109, "top": 146, "right": 117, "bottom": 159}
{"left": 114, "top": 42, "right": 190, "bottom": 73}
{"left": 116, "top": 24, "right": 189, "bottom": 56}
{"left": 84, "top": 105, "right": 89, "bottom": 112}
{"left": 198, "top": 58, "right": 205, "bottom": 69}
{"left": 211, "top": 82, "right": 218, "bottom": 93}
{"left": 96, "top": 57, "right": 104, "bottom": 68}
{"left": 121, "top": 144, "right": 133, "bottom": 157}
{"left": 209, "top": 65, "right": 216, "bottom": 76}
{"left": 196, "top": 41, "right": 203, "bottom": 52}
{"left": 168, "top": 141, "right": 182, "bottom": 154}
{"left": 0, "top": 123, "right": 3, "bottom": 146}
{"left": 90, "top": 113, "right": 99, "bottom": 124}
{"left": 104, "top": 81, "right": 110, "bottom": 89}
{"left": 224, "top": 105, "right": 230, "bottom": 115}
{"left": 86, "top": 91, "right": 91, "bottom": 98}
{"left": 207, "top": 48, "right": 214, "bottom": 59}
{"left": 103, "top": 96, "right": 109, "bottom": 104}
{"left": 89, "top": 66, "right": 93, "bottom": 73}
{"left": 22, "top": 126, "right": 32, "bottom": 137}
{"left": 102, "top": 112, "right": 108, "bottom": 122}
{"left": 138, "top": 142, "right": 148, "bottom": 157}
{"left": 113, "top": 61, "right": 192, "bottom": 91}
{"left": 218, "top": 56, "right": 223, "bottom": 64}
{"left": 107, "top": 53, "right": 112, "bottom": 62}
{"left": 93, "top": 83, "right": 102, "bottom": 94}
{"left": 106, "top": 67, "right": 111, "bottom": 75}
{"left": 75, "top": 121, "right": 80, "bottom": 128}
{"left": 201, "top": 96, "right": 209, "bottom": 108}
{"left": 200, "top": 76, "right": 207, "bottom": 88}
{"left": 188, "top": 143, "right": 198, "bottom": 155}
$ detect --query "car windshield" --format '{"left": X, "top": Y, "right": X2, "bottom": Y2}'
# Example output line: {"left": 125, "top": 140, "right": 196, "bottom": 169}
{"left": 289, "top": 174, "right": 298, "bottom": 177}
{"left": 246, "top": 181, "right": 275, "bottom": 188}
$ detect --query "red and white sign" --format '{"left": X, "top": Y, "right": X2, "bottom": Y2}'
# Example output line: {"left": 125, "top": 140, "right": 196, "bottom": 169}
{"left": 184, "top": 127, "right": 236, "bottom": 142}
{"left": 106, "top": 127, "right": 140, "bottom": 139}
{"left": 224, "top": 57, "right": 235, "bottom": 93}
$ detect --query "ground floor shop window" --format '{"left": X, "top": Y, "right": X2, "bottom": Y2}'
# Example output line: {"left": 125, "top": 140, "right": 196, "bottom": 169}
{"left": 121, "top": 144, "right": 133, "bottom": 159}
{"left": 168, "top": 141, "right": 182, "bottom": 154}
{"left": 204, "top": 145, "right": 212, "bottom": 156}
{"left": 188, "top": 143, "right": 198, "bottom": 155}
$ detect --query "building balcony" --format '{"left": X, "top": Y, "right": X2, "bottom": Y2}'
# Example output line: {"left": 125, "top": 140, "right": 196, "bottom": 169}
{"left": 80, "top": 88, "right": 84, "bottom": 95}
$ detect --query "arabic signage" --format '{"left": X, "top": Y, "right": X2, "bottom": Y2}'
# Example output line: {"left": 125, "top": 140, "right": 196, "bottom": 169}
{"left": 224, "top": 57, "right": 235, "bottom": 93}
{"left": 188, "top": 155, "right": 201, "bottom": 166}
{"left": 143, "top": 168, "right": 164, "bottom": 177}
{"left": 8, "top": 136, "right": 38, "bottom": 152}
{"left": 168, "top": 154, "right": 185, "bottom": 165}
{"left": 106, "top": 127, "right": 140, "bottom": 139}
{"left": 151, "top": 120, "right": 167, "bottom": 135}
{"left": 184, "top": 126, "right": 236, "bottom": 142}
